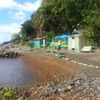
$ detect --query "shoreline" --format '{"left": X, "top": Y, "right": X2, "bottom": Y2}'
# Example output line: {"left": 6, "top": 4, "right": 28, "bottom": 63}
{"left": 21, "top": 53, "right": 82, "bottom": 84}
{"left": 0, "top": 46, "right": 100, "bottom": 99}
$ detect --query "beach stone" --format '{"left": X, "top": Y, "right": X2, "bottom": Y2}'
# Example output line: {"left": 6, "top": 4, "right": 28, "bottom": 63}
{"left": 96, "top": 95, "right": 100, "bottom": 100}
{"left": 82, "top": 97, "right": 89, "bottom": 100}
{"left": 61, "top": 86, "right": 69, "bottom": 92}
{"left": 88, "top": 65, "right": 93, "bottom": 67}
{"left": 79, "top": 63, "right": 84, "bottom": 65}
{"left": 58, "top": 88, "right": 62, "bottom": 92}
{"left": 3, "top": 75, "right": 99, "bottom": 99}
{"left": 83, "top": 64, "right": 88, "bottom": 66}
{"left": 64, "top": 58, "right": 69, "bottom": 61}
{"left": 96, "top": 98, "right": 100, "bottom": 100}
{"left": 67, "top": 85, "right": 72, "bottom": 90}
{"left": 95, "top": 66, "right": 99, "bottom": 69}
{"left": 50, "top": 88, "right": 59, "bottom": 95}
{"left": 18, "top": 97, "right": 23, "bottom": 100}
{"left": 68, "top": 80, "right": 75, "bottom": 86}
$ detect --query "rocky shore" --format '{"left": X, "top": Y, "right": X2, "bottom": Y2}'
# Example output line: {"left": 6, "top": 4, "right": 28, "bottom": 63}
{"left": 0, "top": 45, "right": 22, "bottom": 58}
{"left": 0, "top": 75, "right": 100, "bottom": 100}
{"left": 0, "top": 51, "right": 21, "bottom": 58}
{"left": 0, "top": 45, "right": 100, "bottom": 99}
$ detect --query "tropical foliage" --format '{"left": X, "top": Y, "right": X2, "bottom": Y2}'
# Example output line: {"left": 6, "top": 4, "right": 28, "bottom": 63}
{"left": 14, "top": 0, "right": 100, "bottom": 45}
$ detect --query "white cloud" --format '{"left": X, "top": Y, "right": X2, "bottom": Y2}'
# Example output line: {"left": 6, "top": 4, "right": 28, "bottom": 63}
{"left": 12, "top": 11, "right": 25, "bottom": 20}
{"left": 0, "top": 23, "right": 21, "bottom": 33}
{"left": 0, "top": 0, "right": 42, "bottom": 43}
{"left": 0, "top": 0, "right": 14, "bottom": 8}
{"left": 0, "top": 0, "right": 42, "bottom": 12}
{"left": 0, "top": 23, "right": 21, "bottom": 43}
{"left": 14, "top": 0, "right": 42, "bottom": 12}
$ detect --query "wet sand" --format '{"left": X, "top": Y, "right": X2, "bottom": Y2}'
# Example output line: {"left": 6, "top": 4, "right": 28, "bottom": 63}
{"left": 21, "top": 51, "right": 83, "bottom": 84}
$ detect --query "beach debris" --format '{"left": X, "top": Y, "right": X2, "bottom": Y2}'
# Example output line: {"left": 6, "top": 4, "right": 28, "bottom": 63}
{"left": 56, "top": 55, "right": 65, "bottom": 58}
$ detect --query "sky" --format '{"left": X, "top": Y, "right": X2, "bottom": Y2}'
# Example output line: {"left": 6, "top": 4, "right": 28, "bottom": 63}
{"left": 0, "top": 0, "right": 42, "bottom": 43}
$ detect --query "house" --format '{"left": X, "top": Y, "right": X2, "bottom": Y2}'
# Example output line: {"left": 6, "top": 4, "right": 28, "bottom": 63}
{"left": 32, "top": 38, "right": 42, "bottom": 49}
{"left": 32, "top": 38, "right": 46, "bottom": 49}
{"left": 68, "top": 34, "right": 88, "bottom": 52}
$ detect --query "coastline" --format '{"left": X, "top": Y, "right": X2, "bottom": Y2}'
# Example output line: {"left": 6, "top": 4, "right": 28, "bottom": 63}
{"left": 0, "top": 45, "right": 100, "bottom": 99}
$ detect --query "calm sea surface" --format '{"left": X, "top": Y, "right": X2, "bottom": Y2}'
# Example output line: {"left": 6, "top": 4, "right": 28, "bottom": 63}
{"left": 0, "top": 58, "right": 37, "bottom": 87}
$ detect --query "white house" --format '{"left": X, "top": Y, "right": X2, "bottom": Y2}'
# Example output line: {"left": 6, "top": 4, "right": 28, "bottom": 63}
{"left": 68, "top": 34, "right": 88, "bottom": 52}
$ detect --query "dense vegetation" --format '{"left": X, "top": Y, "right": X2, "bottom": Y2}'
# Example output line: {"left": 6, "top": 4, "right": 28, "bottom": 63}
{"left": 13, "top": 0, "right": 100, "bottom": 45}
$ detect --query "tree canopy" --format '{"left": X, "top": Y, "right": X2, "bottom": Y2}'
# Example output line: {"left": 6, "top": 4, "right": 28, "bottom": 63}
{"left": 14, "top": 0, "right": 100, "bottom": 45}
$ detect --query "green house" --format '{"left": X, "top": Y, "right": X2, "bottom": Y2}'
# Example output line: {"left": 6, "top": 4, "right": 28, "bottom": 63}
{"left": 33, "top": 38, "right": 43, "bottom": 49}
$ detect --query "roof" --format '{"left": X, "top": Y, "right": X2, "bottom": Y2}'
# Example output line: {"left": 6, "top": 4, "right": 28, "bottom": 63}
{"left": 55, "top": 34, "right": 70, "bottom": 39}
{"left": 69, "top": 34, "right": 83, "bottom": 37}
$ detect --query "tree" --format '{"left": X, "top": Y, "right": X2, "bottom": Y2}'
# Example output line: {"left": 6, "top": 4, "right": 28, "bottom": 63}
{"left": 31, "top": 0, "right": 86, "bottom": 34}
{"left": 11, "top": 33, "right": 21, "bottom": 42}
{"left": 21, "top": 20, "right": 35, "bottom": 38}
{"left": 83, "top": 8, "right": 100, "bottom": 45}
{"left": 45, "top": 31, "right": 55, "bottom": 42}
{"left": 30, "top": 0, "right": 100, "bottom": 44}
{"left": 18, "top": 20, "right": 36, "bottom": 42}
{"left": 82, "top": 0, "right": 100, "bottom": 45}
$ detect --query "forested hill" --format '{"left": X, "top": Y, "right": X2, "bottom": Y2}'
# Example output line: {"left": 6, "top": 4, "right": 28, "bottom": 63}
{"left": 13, "top": 0, "right": 100, "bottom": 45}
